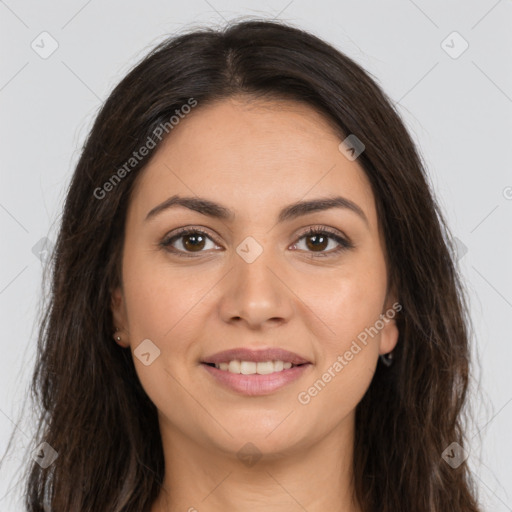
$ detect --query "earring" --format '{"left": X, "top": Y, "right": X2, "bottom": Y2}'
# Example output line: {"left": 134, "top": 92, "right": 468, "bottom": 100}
{"left": 379, "top": 351, "right": 394, "bottom": 367}
{"left": 114, "top": 329, "right": 121, "bottom": 342}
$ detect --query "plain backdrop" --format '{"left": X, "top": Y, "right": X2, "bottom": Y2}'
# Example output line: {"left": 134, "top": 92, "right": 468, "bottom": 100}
{"left": 1, "top": 1, "right": 511, "bottom": 510}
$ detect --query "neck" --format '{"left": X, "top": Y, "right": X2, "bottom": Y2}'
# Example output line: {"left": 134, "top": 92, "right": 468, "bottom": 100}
{"left": 152, "top": 411, "right": 362, "bottom": 512}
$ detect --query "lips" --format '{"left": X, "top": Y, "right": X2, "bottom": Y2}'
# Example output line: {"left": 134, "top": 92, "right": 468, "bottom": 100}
{"left": 201, "top": 347, "right": 311, "bottom": 365}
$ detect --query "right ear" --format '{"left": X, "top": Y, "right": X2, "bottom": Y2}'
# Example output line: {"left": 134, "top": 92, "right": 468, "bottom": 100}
{"left": 111, "top": 286, "right": 130, "bottom": 348}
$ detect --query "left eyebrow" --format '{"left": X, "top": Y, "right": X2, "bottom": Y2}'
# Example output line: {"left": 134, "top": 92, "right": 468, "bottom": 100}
{"left": 145, "top": 194, "right": 369, "bottom": 228}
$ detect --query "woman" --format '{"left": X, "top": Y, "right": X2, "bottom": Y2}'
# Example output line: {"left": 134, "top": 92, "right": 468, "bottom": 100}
{"left": 23, "top": 19, "right": 481, "bottom": 511}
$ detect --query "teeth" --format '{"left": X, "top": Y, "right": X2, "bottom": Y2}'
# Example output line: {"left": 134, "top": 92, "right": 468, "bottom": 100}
{"left": 213, "top": 360, "right": 295, "bottom": 374}
{"left": 228, "top": 360, "right": 240, "bottom": 373}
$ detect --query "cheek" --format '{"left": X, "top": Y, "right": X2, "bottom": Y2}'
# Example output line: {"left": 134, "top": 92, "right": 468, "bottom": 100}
{"left": 121, "top": 248, "right": 206, "bottom": 342}
{"left": 306, "top": 250, "right": 388, "bottom": 355}
{"left": 120, "top": 254, "right": 201, "bottom": 423}
{"left": 297, "top": 348, "right": 377, "bottom": 421}
{"left": 295, "top": 259, "right": 387, "bottom": 414}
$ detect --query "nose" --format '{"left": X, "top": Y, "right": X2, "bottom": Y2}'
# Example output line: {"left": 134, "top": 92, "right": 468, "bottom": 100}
{"left": 218, "top": 244, "right": 294, "bottom": 330}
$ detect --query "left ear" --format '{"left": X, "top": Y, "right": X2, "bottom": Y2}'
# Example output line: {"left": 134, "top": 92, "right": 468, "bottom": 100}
{"left": 111, "top": 285, "right": 130, "bottom": 348}
{"left": 378, "top": 292, "right": 400, "bottom": 355}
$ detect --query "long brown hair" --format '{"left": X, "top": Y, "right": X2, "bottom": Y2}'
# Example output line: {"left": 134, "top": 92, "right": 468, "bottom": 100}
{"left": 16, "top": 19, "right": 481, "bottom": 511}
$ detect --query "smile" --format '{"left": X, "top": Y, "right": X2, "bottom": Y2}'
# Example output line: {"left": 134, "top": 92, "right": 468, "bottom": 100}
{"left": 206, "top": 360, "right": 302, "bottom": 374}
{"left": 201, "top": 361, "right": 312, "bottom": 396}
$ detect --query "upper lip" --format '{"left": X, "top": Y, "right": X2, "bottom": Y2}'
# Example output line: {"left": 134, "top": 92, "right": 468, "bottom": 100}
{"left": 201, "top": 347, "right": 311, "bottom": 365}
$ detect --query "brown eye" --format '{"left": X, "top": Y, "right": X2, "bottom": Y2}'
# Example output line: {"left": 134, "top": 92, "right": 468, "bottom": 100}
{"left": 161, "top": 228, "right": 219, "bottom": 256}
{"left": 292, "top": 227, "right": 354, "bottom": 257}
{"left": 181, "top": 232, "right": 207, "bottom": 252}
{"left": 161, "top": 226, "right": 353, "bottom": 259}
{"left": 304, "top": 232, "right": 329, "bottom": 252}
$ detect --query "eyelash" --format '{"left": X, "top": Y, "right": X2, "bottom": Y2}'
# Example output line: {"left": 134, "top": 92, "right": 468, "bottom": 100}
{"left": 160, "top": 226, "right": 354, "bottom": 259}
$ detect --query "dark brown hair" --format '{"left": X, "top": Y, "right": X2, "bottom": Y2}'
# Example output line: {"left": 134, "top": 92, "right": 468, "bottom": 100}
{"left": 16, "top": 18, "right": 481, "bottom": 511}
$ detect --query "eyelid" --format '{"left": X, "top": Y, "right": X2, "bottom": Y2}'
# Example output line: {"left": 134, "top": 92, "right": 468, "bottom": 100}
{"left": 295, "top": 224, "right": 351, "bottom": 243}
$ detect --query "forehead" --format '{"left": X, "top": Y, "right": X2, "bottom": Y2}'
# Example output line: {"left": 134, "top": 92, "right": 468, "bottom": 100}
{"left": 128, "top": 97, "right": 379, "bottom": 232}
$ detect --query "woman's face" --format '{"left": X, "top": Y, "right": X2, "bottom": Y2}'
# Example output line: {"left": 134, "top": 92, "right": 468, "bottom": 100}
{"left": 112, "top": 97, "right": 398, "bottom": 457}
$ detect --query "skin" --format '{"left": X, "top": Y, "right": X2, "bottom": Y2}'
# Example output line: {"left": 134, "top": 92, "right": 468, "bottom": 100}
{"left": 111, "top": 96, "right": 399, "bottom": 512}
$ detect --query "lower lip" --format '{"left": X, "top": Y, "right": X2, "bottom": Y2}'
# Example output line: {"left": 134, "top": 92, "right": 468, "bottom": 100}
{"left": 201, "top": 363, "right": 312, "bottom": 396}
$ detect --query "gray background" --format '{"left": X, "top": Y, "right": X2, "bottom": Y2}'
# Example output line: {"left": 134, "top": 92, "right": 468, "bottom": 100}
{"left": 1, "top": 0, "right": 511, "bottom": 510}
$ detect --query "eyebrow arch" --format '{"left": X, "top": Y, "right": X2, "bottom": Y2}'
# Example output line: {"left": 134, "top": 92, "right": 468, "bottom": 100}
{"left": 145, "top": 194, "right": 369, "bottom": 227}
